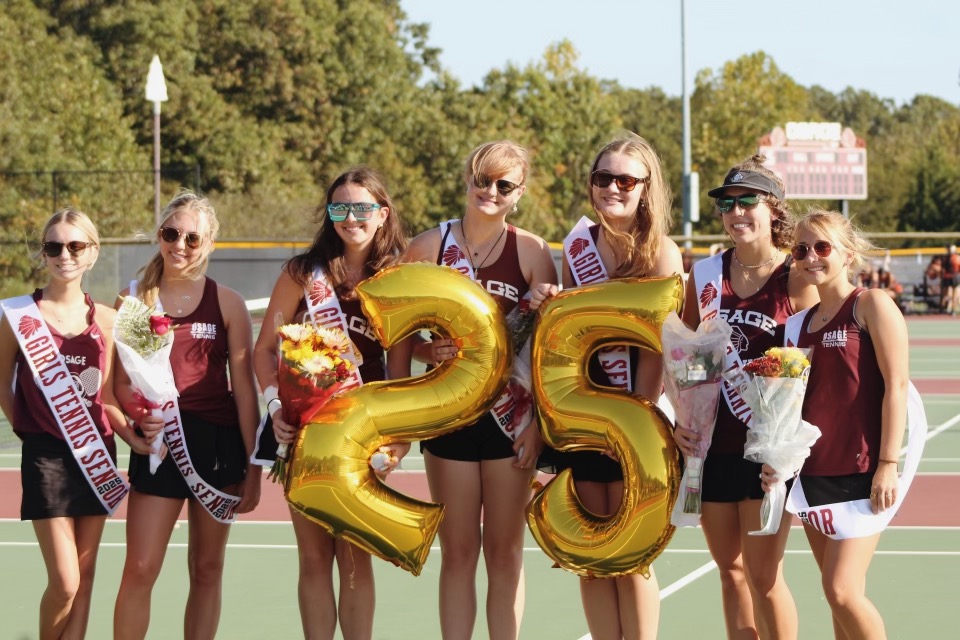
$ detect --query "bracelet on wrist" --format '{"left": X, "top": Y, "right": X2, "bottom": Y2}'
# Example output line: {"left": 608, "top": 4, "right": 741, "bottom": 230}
{"left": 878, "top": 458, "right": 899, "bottom": 465}
{"left": 267, "top": 398, "right": 282, "bottom": 415}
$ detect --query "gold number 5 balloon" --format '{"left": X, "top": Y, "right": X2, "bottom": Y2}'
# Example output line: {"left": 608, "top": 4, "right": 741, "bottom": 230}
{"left": 284, "top": 263, "right": 511, "bottom": 575}
{"left": 528, "top": 276, "right": 683, "bottom": 577}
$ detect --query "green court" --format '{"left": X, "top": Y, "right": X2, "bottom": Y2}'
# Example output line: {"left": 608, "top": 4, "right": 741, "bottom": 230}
{"left": 1, "top": 316, "right": 957, "bottom": 639}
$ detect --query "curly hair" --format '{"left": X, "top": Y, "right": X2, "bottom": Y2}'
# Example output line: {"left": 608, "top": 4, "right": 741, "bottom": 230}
{"left": 721, "top": 154, "right": 794, "bottom": 249}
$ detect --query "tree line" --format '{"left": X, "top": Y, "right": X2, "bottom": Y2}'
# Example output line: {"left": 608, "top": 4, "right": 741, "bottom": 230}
{"left": 2, "top": 0, "right": 959, "bottom": 296}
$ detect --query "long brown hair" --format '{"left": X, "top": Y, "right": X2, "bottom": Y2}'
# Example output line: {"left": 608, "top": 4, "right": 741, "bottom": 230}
{"left": 136, "top": 190, "right": 218, "bottom": 305}
{"left": 284, "top": 166, "right": 407, "bottom": 299}
{"left": 589, "top": 133, "right": 672, "bottom": 278}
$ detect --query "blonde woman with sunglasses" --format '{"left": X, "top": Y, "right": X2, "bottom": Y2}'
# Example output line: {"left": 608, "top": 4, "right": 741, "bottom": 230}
{"left": 0, "top": 209, "right": 139, "bottom": 639}
{"left": 402, "top": 140, "right": 557, "bottom": 640}
{"left": 674, "top": 155, "right": 817, "bottom": 639}
{"left": 763, "top": 209, "right": 909, "bottom": 640}
{"left": 113, "top": 191, "right": 261, "bottom": 640}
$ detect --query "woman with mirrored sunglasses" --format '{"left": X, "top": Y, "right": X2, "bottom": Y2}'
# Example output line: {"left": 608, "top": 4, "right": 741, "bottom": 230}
{"left": 0, "top": 208, "right": 139, "bottom": 639}
{"left": 252, "top": 166, "right": 408, "bottom": 639}
{"left": 402, "top": 140, "right": 557, "bottom": 640}
{"left": 763, "top": 209, "right": 909, "bottom": 639}
{"left": 676, "top": 154, "right": 818, "bottom": 640}
{"left": 113, "top": 191, "right": 261, "bottom": 640}
{"left": 527, "top": 132, "right": 683, "bottom": 640}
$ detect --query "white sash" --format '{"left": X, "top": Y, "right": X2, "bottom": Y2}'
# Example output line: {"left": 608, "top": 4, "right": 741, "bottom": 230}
{"left": 562, "top": 216, "right": 632, "bottom": 392}
{"left": 0, "top": 295, "right": 128, "bottom": 515}
{"left": 438, "top": 220, "right": 527, "bottom": 439}
{"left": 142, "top": 282, "right": 241, "bottom": 524}
{"left": 694, "top": 252, "right": 754, "bottom": 426}
{"left": 302, "top": 266, "right": 365, "bottom": 393}
{"left": 783, "top": 309, "right": 927, "bottom": 539}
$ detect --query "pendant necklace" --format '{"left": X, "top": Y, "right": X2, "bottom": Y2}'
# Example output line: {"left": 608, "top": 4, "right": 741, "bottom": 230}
{"left": 174, "top": 295, "right": 191, "bottom": 315}
{"left": 462, "top": 223, "right": 506, "bottom": 278}
{"left": 733, "top": 249, "right": 777, "bottom": 269}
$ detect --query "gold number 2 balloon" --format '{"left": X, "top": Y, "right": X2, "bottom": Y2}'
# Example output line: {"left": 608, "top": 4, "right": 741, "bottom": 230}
{"left": 528, "top": 276, "right": 684, "bottom": 577}
{"left": 284, "top": 263, "right": 511, "bottom": 575}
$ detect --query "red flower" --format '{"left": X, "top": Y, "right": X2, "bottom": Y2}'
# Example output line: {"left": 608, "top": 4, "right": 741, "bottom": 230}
{"left": 149, "top": 314, "right": 173, "bottom": 335}
{"left": 744, "top": 356, "right": 782, "bottom": 377}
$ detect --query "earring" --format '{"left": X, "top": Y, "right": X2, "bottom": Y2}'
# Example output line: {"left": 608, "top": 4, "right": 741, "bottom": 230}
{"left": 512, "top": 203, "right": 518, "bottom": 213}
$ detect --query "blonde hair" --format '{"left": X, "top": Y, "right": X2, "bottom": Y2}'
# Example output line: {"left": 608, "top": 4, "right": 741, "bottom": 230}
{"left": 795, "top": 208, "right": 875, "bottom": 273}
{"left": 137, "top": 190, "right": 218, "bottom": 304}
{"left": 463, "top": 140, "right": 530, "bottom": 185}
{"left": 589, "top": 133, "right": 672, "bottom": 278}
{"left": 38, "top": 207, "right": 100, "bottom": 251}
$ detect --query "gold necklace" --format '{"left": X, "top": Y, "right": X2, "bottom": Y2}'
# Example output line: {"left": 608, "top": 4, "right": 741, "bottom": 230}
{"left": 462, "top": 223, "right": 506, "bottom": 278}
{"left": 733, "top": 249, "right": 777, "bottom": 269}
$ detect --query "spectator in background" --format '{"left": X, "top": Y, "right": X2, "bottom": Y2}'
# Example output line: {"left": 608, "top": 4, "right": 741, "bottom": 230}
{"left": 923, "top": 255, "right": 943, "bottom": 309}
{"left": 857, "top": 262, "right": 877, "bottom": 289}
{"left": 943, "top": 245, "right": 959, "bottom": 315}
{"left": 875, "top": 267, "right": 903, "bottom": 309}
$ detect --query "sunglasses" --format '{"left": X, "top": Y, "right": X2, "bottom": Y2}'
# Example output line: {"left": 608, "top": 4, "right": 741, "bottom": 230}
{"left": 791, "top": 241, "right": 833, "bottom": 261}
{"left": 473, "top": 175, "right": 521, "bottom": 196}
{"left": 326, "top": 202, "right": 383, "bottom": 222}
{"left": 159, "top": 226, "right": 203, "bottom": 249}
{"left": 42, "top": 241, "right": 93, "bottom": 258}
{"left": 590, "top": 171, "right": 647, "bottom": 192}
{"left": 716, "top": 194, "right": 765, "bottom": 213}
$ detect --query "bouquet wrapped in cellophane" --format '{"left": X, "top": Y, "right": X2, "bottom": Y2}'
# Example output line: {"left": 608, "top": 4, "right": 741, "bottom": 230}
{"left": 724, "top": 347, "right": 821, "bottom": 535}
{"left": 271, "top": 323, "right": 354, "bottom": 483}
{"left": 661, "top": 312, "right": 731, "bottom": 523}
{"left": 500, "top": 292, "right": 536, "bottom": 446}
{"left": 113, "top": 296, "right": 178, "bottom": 474}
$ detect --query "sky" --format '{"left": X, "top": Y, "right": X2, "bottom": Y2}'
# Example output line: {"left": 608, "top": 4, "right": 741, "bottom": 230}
{"left": 401, "top": 0, "right": 959, "bottom": 109}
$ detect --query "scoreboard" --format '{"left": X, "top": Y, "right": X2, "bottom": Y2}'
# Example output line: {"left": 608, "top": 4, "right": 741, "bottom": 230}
{"left": 759, "top": 122, "right": 868, "bottom": 200}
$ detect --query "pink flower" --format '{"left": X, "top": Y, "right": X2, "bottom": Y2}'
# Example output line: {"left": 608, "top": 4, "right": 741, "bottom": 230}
{"left": 149, "top": 315, "right": 172, "bottom": 335}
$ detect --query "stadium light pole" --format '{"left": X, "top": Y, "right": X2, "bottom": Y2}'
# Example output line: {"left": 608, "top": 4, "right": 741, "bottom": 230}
{"left": 145, "top": 55, "right": 168, "bottom": 227}
{"left": 681, "top": 0, "right": 699, "bottom": 248}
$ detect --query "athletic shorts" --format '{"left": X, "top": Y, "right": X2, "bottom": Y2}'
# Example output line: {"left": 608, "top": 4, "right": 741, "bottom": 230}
{"left": 799, "top": 472, "right": 872, "bottom": 507}
{"left": 545, "top": 450, "right": 623, "bottom": 483}
{"left": 701, "top": 453, "right": 766, "bottom": 503}
{"left": 129, "top": 412, "right": 246, "bottom": 500}
{"left": 21, "top": 432, "right": 115, "bottom": 520}
{"left": 420, "top": 412, "right": 515, "bottom": 462}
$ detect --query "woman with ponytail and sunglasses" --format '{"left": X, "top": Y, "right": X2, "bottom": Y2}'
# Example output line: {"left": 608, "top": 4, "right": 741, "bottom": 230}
{"left": 113, "top": 191, "right": 261, "bottom": 640}
{"left": 403, "top": 140, "right": 556, "bottom": 639}
{"left": 0, "top": 209, "right": 137, "bottom": 639}
{"left": 530, "top": 133, "right": 683, "bottom": 639}
{"left": 674, "top": 155, "right": 818, "bottom": 639}
{"left": 253, "top": 166, "right": 409, "bottom": 639}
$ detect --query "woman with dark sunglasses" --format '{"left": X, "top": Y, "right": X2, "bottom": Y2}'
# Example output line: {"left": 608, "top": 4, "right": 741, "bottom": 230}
{"left": 530, "top": 132, "right": 683, "bottom": 639}
{"left": 252, "top": 166, "right": 409, "bottom": 639}
{"left": 402, "top": 140, "right": 557, "bottom": 639}
{"left": 113, "top": 191, "right": 262, "bottom": 640}
{"left": 675, "top": 154, "right": 817, "bottom": 639}
{"left": 0, "top": 209, "right": 139, "bottom": 639}
{"left": 763, "top": 209, "right": 911, "bottom": 639}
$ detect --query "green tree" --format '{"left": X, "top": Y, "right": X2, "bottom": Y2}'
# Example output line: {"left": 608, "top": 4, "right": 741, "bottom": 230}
{"left": 691, "top": 52, "right": 810, "bottom": 234}
{"left": 0, "top": 0, "right": 142, "bottom": 296}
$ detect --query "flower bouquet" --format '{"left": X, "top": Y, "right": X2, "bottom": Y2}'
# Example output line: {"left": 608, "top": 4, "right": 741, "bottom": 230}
{"left": 114, "top": 296, "right": 178, "bottom": 474}
{"left": 502, "top": 293, "right": 537, "bottom": 450}
{"left": 661, "top": 312, "right": 731, "bottom": 520}
{"left": 271, "top": 323, "right": 354, "bottom": 483}
{"left": 724, "top": 347, "right": 821, "bottom": 535}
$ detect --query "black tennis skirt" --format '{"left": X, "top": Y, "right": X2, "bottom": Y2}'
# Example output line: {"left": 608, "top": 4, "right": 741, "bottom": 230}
{"left": 21, "top": 432, "right": 113, "bottom": 520}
